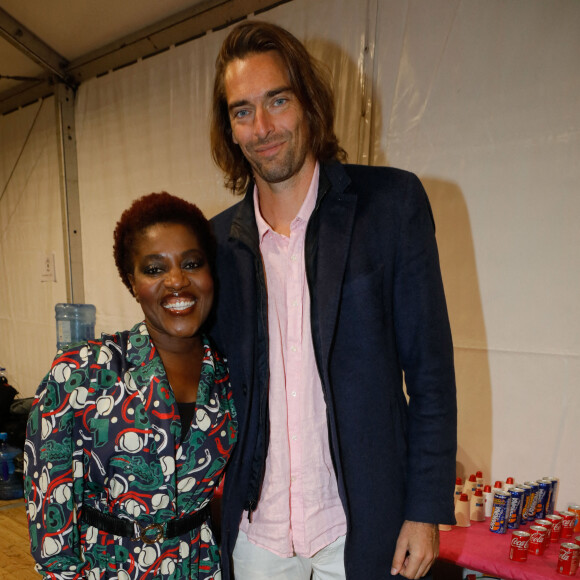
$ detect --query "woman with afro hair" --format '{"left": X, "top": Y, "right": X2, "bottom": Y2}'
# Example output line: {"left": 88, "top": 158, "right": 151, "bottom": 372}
{"left": 24, "top": 192, "right": 237, "bottom": 580}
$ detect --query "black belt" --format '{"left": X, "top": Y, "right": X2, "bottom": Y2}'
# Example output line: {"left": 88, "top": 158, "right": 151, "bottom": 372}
{"left": 81, "top": 504, "right": 211, "bottom": 544}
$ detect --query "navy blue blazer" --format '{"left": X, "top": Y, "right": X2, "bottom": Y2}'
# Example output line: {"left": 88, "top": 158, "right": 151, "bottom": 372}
{"left": 210, "top": 160, "right": 457, "bottom": 579}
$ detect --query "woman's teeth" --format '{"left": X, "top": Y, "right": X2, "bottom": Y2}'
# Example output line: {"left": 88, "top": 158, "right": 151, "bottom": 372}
{"left": 164, "top": 299, "right": 195, "bottom": 311}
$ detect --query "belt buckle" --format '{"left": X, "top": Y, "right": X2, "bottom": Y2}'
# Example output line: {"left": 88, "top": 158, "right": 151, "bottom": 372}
{"left": 134, "top": 522, "right": 165, "bottom": 544}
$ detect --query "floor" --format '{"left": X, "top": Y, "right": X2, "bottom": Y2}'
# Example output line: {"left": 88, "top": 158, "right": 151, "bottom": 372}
{"left": 0, "top": 499, "right": 38, "bottom": 579}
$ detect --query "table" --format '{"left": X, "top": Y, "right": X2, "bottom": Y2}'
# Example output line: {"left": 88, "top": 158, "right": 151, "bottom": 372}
{"left": 438, "top": 518, "right": 575, "bottom": 579}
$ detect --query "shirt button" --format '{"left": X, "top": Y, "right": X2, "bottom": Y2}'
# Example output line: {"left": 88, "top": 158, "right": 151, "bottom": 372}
{"left": 290, "top": 345, "right": 297, "bottom": 352}
{"left": 291, "top": 391, "right": 297, "bottom": 397}
{"left": 290, "top": 254, "right": 298, "bottom": 262}
{"left": 291, "top": 435, "right": 297, "bottom": 441}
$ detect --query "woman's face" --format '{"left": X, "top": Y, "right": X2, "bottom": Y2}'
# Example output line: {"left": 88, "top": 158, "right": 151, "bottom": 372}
{"left": 128, "top": 222, "right": 214, "bottom": 347}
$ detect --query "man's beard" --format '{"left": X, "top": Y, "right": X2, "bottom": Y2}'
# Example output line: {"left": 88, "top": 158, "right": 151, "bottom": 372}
{"left": 248, "top": 134, "right": 309, "bottom": 185}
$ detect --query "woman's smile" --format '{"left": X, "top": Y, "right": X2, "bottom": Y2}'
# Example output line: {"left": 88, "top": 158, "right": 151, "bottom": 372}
{"left": 162, "top": 293, "right": 197, "bottom": 313}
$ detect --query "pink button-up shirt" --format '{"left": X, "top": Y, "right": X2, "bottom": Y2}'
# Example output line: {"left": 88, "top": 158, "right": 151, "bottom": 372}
{"left": 239, "top": 164, "right": 347, "bottom": 557}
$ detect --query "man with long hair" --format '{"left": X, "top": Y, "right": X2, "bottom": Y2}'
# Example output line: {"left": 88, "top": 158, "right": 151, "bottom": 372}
{"left": 209, "top": 20, "right": 457, "bottom": 580}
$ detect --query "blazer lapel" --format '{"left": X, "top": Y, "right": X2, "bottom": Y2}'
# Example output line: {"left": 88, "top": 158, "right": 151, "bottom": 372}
{"left": 124, "top": 323, "right": 177, "bottom": 435}
{"left": 308, "top": 163, "right": 357, "bottom": 381}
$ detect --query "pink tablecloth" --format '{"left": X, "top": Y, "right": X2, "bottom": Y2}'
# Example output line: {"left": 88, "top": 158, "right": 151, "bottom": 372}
{"left": 438, "top": 518, "right": 574, "bottom": 579}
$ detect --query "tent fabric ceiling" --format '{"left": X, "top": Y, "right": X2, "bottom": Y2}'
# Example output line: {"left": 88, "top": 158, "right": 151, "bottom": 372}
{"left": 0, "top": 0, "right": 289, "bottom": 114}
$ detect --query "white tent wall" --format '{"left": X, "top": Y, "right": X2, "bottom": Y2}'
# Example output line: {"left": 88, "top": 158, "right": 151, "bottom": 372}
{"left": 0, "top": 0, "right": 578, "bottom": 512}
{"left": 0, "top": 98, "right": 68, "bottom": 395}
{"left": 74, "top": 0, "right": 374, "bottom": 331}
{"left": 371, "top": 0, "right": 580, "bottom": 510}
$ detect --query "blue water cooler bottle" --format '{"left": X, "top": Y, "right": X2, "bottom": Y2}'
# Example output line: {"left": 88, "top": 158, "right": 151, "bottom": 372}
{"left": 0, "top": 432, "right": 23, "bottom": 500}
{"left": 55, "top": 303, "right": 96, "bottom": 350}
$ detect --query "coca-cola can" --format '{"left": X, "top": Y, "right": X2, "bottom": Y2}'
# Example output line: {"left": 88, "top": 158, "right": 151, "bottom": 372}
{"left": 574, "top": 536, "right": 580, "bottom": 547}
{"left": 536, "top": 518, "right": 553, "bottom": 549}
{"left": 569, "top": 505, "right": 580, "bottom": 533}
{"left": 509, "top": 530, "right": 530, "bottom": 562}
{"left": 557, "top": 542, "right": 580, "bottom": 576}
{"left": 560, "top": 511, "right": 577, "bottom": 539}
{"left": 529, "top": 525, "right": 548, "bottom": 556}
{"left": 547, "top": 514, "right": 564, "bottom": 542}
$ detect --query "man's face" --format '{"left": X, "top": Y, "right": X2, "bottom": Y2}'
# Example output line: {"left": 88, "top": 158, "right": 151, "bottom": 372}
{"left": 224, "top": 50, "right": 313, "bottom": 188}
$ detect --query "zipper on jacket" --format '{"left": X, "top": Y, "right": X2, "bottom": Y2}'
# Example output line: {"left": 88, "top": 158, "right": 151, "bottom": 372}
{"left": 245, "top": 500, "right": 257, "bottom": 522}
{"left": 229, "top": 208, "right": 270, "bottom": 519}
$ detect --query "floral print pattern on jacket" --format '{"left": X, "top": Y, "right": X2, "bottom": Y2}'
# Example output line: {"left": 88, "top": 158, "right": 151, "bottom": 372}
{"left": 24, "top": 322, "right": 237, "bottom": 580}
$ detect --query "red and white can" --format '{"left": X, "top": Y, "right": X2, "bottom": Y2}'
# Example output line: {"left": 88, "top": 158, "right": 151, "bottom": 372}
{"left": 557, "top": 542, "right": 580, "bottom": 576}
{"left": 574, "top": 536, "right": 580, "bottom": 547}
{"left": 547, "top": 514, "right": 564, "bottom": 542}
{"left": 509, "top": 530, "right": 530, "bottom": 562}
{"left": 560, "top": 511, "right": 576, "bottom": 539}
{"left": 536, "top": 518, "right": 553, "bottom": 548}
{"left": 529, "top": 525, "right": 548, "bottom": 556}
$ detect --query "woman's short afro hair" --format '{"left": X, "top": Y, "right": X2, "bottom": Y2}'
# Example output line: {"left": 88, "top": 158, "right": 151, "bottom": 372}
{"left": 113, "top": 192, "right": 215, "bottom": 293}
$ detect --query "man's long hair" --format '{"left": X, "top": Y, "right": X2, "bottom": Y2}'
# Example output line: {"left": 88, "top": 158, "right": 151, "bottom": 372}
{"left": 210, "top": 20, "right": 346, "bottom": 194}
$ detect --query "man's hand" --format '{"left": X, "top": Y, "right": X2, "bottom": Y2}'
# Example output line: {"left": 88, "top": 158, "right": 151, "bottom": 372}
{"left": 390, "top": 520, "right": 439, "bottom": 578}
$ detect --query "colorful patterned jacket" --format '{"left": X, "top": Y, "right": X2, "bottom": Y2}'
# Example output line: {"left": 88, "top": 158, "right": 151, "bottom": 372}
{"left": 24, "top": 322, "right": 237, "bottom": 580}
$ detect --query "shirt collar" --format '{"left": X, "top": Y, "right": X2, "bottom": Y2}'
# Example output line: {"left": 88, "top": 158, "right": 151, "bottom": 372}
{"left": 253, "top": 162, "right": 320, "bottom": 242}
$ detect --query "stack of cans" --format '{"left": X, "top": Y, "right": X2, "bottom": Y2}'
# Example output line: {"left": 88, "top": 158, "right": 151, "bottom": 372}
{"left": 479, "top": 475, "right": 580, "bottom": 573}
{"left": 489, "top": 476, "right": 560, "bottom": 534}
